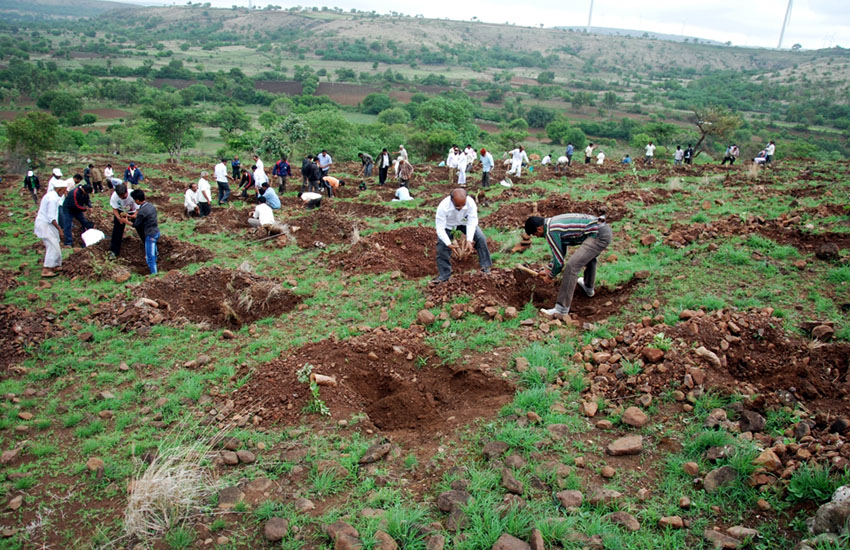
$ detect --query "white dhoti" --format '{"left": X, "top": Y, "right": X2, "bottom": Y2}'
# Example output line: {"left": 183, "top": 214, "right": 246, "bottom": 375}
{"left": 458, "top": 168, "right": 466, "bottom": 185}
{"left": 35, "top": 223, "right": 61, "bottom": 268}
{"left": 508, "top": 161, "right": 522, "bottom": 177}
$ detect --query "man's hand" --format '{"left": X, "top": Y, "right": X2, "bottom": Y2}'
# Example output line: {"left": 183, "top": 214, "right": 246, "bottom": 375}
{"left": 538, "top": 269, "right": 554, "bottom": 284}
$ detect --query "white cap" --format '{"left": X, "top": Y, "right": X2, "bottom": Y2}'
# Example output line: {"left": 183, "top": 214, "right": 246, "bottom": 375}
{"left": 52, "top": 168, "right": 62, "bottom": 177}
{"left": 27, "top": 171, "right": 33, "bottom": 177}
{"left": 53, "top": 180, "right": 68, "bottom": 188}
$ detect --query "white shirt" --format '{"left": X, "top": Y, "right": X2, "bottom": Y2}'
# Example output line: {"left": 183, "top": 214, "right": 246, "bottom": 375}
{"left": 103, "top": 167, "right": 114, "bottom": 179}
{"left": 674, "top": 149, "right": 684, "bottom": 161}
{"left": 596, "top": 152, "right": 606, "bottom": 165}
{"left": 380, "top": 153, "right": 390, "bottom": 168}
{"left": 585, "top": 145, "right": 594, "bottom": 157}
{"left": 464, "top": 147, "right": 477, "bottom": 163}
{"left": 197, "top": 178, "right": 211, "bottom": 203}
{"left": 509, "top": 148, "right": 526, "bottom": 164}
{"left": 317, "top": 153, "right": 332, "bottom": 169}
{"left": 214, "top": 162, "right": 228, "bottom": 183}
{"left": 541, "top": 155, "right": 551, "bottom": 165}
{"left": 34, "top": 190, "right": 61, "bottom": 238}
{"left": 446, "top": 151, "right": 459, "bottom": 168}
{"left": 253, "top": 203, "right": 275, "bottom": 226}
{"left": 254, "top": 158, "right": 264, "bottom": 172}
{"left": 645, "top": 144, "right": 656, "bottom": 157}
{"left": 435, "top": 195, "right": 478, "bottom": 247}
{"left": 184, "top": 189, "right": 199, "bottom": 212}
{"left": 766, "top": 143, "right": 776, "bottom": 155}
{"left": 394, "top": 187, "right": 412, "bottom": 201}
{"left": 457, "top": 153, "right": 468, "bottom": 172}
{"left": 253, "top": 166, "right": 268, "bottom": 188}
{"left": 398, "top": 147, "right": 408, "bottom": 162}
{"left": 47, "top": 176, "right": 63, "bottom": 193}
{"left": 301, "top": 192, "right": 322, "bottom": 202}
{"left": 110, "top": 191, "right": 137, "bottom": 214}
{"left": 557, "top": 156, "right": 568, "bottom": 164}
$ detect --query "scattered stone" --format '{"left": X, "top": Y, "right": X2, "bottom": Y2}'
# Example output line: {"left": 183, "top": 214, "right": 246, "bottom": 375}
{"left": 738, "top": 411, "right": 766, "bottom": 433}
{"left": 16, "top": 412, "right": 32, "bottom": 421}
{"left": 607, "top": 435, "right": 643, "bottom": 456}
{"left": 79, "top": 332, "right": 94, "bottom": 342}
{"left": 501, "top": 468, "right": 524, "bottom": 494}
{"left": 99, "top": 391, "right": 115, "bottom": 400}
{"left": 641, "top": 348, "right": 664, "bottom": 363}
{"left": 222, "top": 451, "right": 239, "bottom": 465}
{"left": 588, "top": 488, "right": 623, "bottom": 506}
{"left": 336, "top": 534, "right": 364, "bottom": 550}
{"left": 756, "top": 498, "right": 771, "bottom": 511}
{"left": 425, "top": 534, "right": 445, "bottom": 550}
{"left": 112, "top": 268, "right": 131, "bottom": 284}
{"left": 86, "top": 457, "right": 104, "bottom": 471}
{"left": 815, "top": 243, "right": 840, "bottom": 261}
{"left": 703, "top": 529, "right": 741, "bottom": 549}
{"left": 829, "top": 418, "right": 850, "bottom": 434}
{"left": 727, "top": 526, "right": 758, "bottom": 539}
{"left": 659, "top": 516, "right": 684, "bottom": 529}
{"left": 683, "top": 462, "right": 700, "bottom": 477}
{"left": 0, "top": 448, "right": 20, "bottom": 465}
{"left": 753, "top": 448, "right": 782, "bottom": 473}
{"left": 604, "top": 511, "right": 640, "bottom": 532}
{"left": 622, "top": 407, "right": 648, "bottom": 428}
{"left": 515, "top": 357, "right": 529, "bottom": 372}
{"left": 7, "top": 495, "right": 23, "bottom": 511}
{"left": 810, "top": 501, "right": 850, "bottom": 536}
{"left": 437, "top": 490, "right": 470, "bottom": 513}
{"left": 417, "top": 310, "right": 436, "bottom": 326}
{"left": 694, "top": 346, "right": 722, "bottom": 368}
{"left": 236, "top": 450, "right": 256, "bottom": 464}
{"left": 600, "top": 466, "right": 616, "bottom": 478}
{"left": 492, "top": 533, "right": 530, "bottom": 550}
{"left": 217, "top": 486, "right": 244, "bottom": 509}
{"left": 640, "top": 235, "right": 657, "bottom": 246}
{"left": 581, "top": 401, "right": 598, "bottom": 417}
{"left": 556, "top": 490, "right": 583, "bottom": 510}
{"left": 483, "top": 440, "right": 510, "bottom": 460}
{"left": 679, "top": 496, "right": 691, "bottom": 509}
{"left": 324, "top": 522, "right": 360, "bottom": 542}
{"left": 263, "top": 518, "right": 289, "bottom": 542}
{"left": 504, "top": 454, "right": 527, "bottom": 469}
{"left": 529, "top": 529, "right": 544, "bottom": 550}
{"left": 595, "top": 419, "right": 613, "bottom": 430}
{"left": 374, "top": 530, "right": 398, "bottom": 550}
{"left": 221, "top": 329, "right": 235, "bottom": 340}
{"left": 295, "top": 497, "right": 315, "bottom": 512}
{"left": 633, "top": 270, "right": 651, "bottom": 280}
{"left": 504, "top": 307, "right": 518, "bottom": 319}
{"left": 360, "top": 442, "right": 392, "bottom": 464}
{"left": 812, "top": 325, "right": 835, "bottom": 341}
{"left": 704, "top": 466, "right": 737, "bottom": 493}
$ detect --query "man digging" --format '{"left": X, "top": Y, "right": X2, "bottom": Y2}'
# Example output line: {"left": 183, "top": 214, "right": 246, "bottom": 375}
{"left": 524, "top": 213, "right": 612, "bottom": 317}
{"left": 433, "top": 188, "right": 492, "bottom": 283}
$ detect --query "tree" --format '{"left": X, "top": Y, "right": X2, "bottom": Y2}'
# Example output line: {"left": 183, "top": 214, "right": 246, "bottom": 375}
{"left": 691, "top": 106, "right": 742, "bottom": 156}
{"left": 140, "top": 95, "right": 199, "bottom": 159}
{"left": 210, "top": 105, "right": 249, "bottom": 135}
{"left": 258, "top": 114, "right": 308, "bottom": 159}
{"left": 377, "top": 107, "right": 410, "bottom": 125}
{"left": 536, "top": 71, "right": 555, "bottom": 84}
{"left": 791, "top": 43, "right": 802, "bottom": 51}
{"left": 5, "top": 111, "right": 59, "bottom": 161}
{"left": 361, "top": 93, "right": 393, "bottom": 114}
{"left": 602, "top": 91, "right": 620, "bottom": 111}
{"left": 525, "top": 106, "right": 556, "bottom": 129}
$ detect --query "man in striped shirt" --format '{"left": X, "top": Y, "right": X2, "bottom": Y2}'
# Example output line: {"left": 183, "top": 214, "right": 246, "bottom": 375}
{"left": 524, "top": 213, "right": 612, "bottom": 317}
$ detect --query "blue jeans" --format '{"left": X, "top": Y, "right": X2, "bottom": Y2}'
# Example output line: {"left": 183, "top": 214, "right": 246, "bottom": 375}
{"left": 144, "top": 232, "right": 160, "bottom": 275}
{"left": 61, "top": 205, "right": 93, "bottom": 246}
{"left": 364, "top": 163, "right": 373, "bottom": 177}
{"left": 217, "top": 181, "right": 231, "bottom": 204}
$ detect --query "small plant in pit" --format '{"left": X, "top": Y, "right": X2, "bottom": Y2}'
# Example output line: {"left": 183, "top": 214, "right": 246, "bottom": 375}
{"left": 648, "top": 332, "right": 673, "bottom": 351}
{"left": 296, "top": 363, "right": 330, "bottom": 416}
{"left": 620, "top": 358, "right": 642, "bottom": 376}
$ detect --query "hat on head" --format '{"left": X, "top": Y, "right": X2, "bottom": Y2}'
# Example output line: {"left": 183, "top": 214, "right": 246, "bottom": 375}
{"left": 53, "top": 180, "right": 68, "bottom": 188}
{"left": 27, "top": 170, "right": 33, "bottom": 177}
{"left": 129, "top": 162, "right": 135, "bottom": 167}
{"left": 52, "top": 168, "right": 62, "bottom": 177}
{"left": 201, "top": 171, "right": 208, "bottom": 176}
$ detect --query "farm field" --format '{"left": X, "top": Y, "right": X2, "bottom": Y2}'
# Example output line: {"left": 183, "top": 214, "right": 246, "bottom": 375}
{"left": 0, "top": 153, "right": 849, "bottom": 549}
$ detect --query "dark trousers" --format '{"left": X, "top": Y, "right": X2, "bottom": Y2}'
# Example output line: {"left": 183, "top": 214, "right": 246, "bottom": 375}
{"left": 555, "top": 224, "right": 612, "bottom": 310}
{"left": 110, "top": 216, "right": 126, "bottom": 256}
{"left": 61, "top": 206, "right": 93, "bottom": 246}
{"left": 482, "top": 171, "right": 490, "bottom": 187}
{"left": 301, "top": 172, "right": 308, "bottom": 192}
{"left": 364, "top": 163, "right": 373, "bottom": 177}
{"left": 26, "top": 186, "right": 39, "bottom": 205}
{"left": 322, "top": 181, "right": 334, "bottom": 197}
{"left": 721, "top": 156, "right": 735, "bottom": 165}
{"left": 379, "top": 166, "right": 388, "bottom": 185}
{"left": 92, "top": 180, "right": 103, "bottom": 193}
{"left": 435, "top": 225, "right": 492, "bottom": 281}
{"left": 684, "top": 158, "right": 692, "bottom": 165}
{"left": 584, "top": 156, "right": 591, "bottom": 164}
{"left": 305, "top": 198, "right": 322, "bottom": 210}
{"left": 567, "top": 154, "right": 573, "bottom": 166}
{"left": 308, "top": 179, "right": 320, "bottom": 193}
{"left": 199, "top": 202, "right": 211, "bottom": 217}
{"left": 217, "top": 181, "right": 231, "bottom": 204}
{"left": 277, "top": 176, "right": 288, "bottom": 194}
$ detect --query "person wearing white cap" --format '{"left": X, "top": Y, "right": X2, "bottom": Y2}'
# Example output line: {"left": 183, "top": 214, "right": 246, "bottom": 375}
{"left": 24, "top": 170, "right": 40, "bottom": 205}
{"left": 47, "top": 168, "right": 63, "bottom": 193}
{"left": 398, "top": 145, "right": 408, "bottom": 162}
{"left": 34, "top": 179, "right": 67, "bottom": 277}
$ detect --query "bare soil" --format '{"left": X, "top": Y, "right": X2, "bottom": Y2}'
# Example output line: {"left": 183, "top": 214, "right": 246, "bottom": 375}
{"left": 0, "top": 304, "right": 55, "bottom": 371}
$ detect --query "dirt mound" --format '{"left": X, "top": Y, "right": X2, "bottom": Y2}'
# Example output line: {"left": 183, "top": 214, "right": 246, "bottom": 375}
{"left": 664, "top": 215, "right": 850, "bottom": 254}
{"left": 485, "top": 195, "right": 627, "bottom": 228}
{"left": 0, "top": 304, "right": 56, "bottom": 371}
{"left": 194, "top": 206, "right": 254, "bottom": 234}
{"left": 0, "top": 269, "right": 21, "bottom": 296}
{"left": 290, "top": 208, "right": 358, "bottom": 248}
{"left": 62, "top": 236, "right": 213, "bottom": 280}
{"left": 426, "top": 268, "right": 640, "bottom": 322}
{"left": 592, "top": 309, "right": 850, "bottom": 416}
{"left": 330, "top": 226, "right": 490, "bottom": 278}
{"left": 94, "top": 266, "right": 301, "bottom": 330}
{"left": 231, "top": 328, "right": 514, "bottom": 430}
{"left": 331, "top": 201, "right": 428, "bottom": 221}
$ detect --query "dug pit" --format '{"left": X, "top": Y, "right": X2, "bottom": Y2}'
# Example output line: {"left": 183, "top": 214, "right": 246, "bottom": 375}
{"left": 232, "top": 328, "right": 514, "bottom": 432}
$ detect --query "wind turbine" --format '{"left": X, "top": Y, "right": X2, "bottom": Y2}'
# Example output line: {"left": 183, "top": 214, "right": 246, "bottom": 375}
{"left": 587, "top": 0, "right": 594, "bottom": 33}
{"left": 778, "top": 0, "right": 792, "bottom": 49}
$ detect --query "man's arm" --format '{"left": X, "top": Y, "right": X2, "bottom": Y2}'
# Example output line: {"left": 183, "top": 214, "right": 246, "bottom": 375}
{"left": 435, "top": 204, "right": 452, "bottom": 246}
{"left": 545, "top": 227, "right": 565, "bottom": 277}
{"left": 464, "top": 201, "right": 478, "bottom": 243}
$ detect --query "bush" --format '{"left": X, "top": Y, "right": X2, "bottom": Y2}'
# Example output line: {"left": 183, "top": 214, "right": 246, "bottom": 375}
{"left": 377, "top": 107, "right": 411, "bottom": 125}
{"left": 361, "top": 93, "right": 394, "bottom": 114}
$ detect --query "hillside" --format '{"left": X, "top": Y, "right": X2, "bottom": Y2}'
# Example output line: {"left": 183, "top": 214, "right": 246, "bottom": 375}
{"left": 0, "top": 0, "right": 139, "bottom": 20}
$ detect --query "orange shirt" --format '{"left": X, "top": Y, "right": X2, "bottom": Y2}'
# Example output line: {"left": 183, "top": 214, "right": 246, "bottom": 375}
{"left": 323, "top": 176, "right": 340, "bottom": 189}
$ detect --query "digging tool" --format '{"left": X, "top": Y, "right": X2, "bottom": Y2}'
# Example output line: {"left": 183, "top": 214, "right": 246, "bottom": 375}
{"left": 515, "top": 264, "right": 540, "bottom": 277}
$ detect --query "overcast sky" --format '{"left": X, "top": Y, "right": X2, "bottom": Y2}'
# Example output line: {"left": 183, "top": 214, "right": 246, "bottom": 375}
{"left": 153, "top": 0, "right": 849, "bottom": 49}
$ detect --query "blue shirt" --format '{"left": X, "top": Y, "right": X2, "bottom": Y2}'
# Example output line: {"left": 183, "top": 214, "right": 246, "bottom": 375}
{"left": 566, "top": 145, "right": 574, "bottom": 156}
{"left": 262, "top": 188, "right": 280, "bottom": 209}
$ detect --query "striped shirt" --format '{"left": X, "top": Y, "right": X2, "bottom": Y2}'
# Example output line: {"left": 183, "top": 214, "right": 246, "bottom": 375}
{"left": 545, "top": 214, "right": 602, "bottom": 276}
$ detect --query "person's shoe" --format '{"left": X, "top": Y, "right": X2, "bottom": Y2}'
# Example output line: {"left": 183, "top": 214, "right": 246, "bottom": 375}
{"left": 540, "top": 304, "right": 569, "bottom": 317}
{"left": 107, "top": 251, "right": 117, "bottom": 260}
{"left": 577, "top": 277, "right": 595, "bottom": 297}
{"left": 481, "top": 267, "right": 491, "bottom": 274}
{"left": 41, "top": 269, "right": 57, "bottom": 278}
{"left": 430, "top": 277, "right": 449, "bottom": 285}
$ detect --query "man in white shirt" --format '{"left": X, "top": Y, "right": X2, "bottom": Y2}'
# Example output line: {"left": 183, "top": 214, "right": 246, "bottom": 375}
{"left": 596, "top": 151, "right": 606, "bottom": 165}
{"left": 397, "top": 145, "right": 408, "bottom": 162}
{"left": 47, "top": 168, "right": 64, "bottom": 193}
{"left": 253, "top": 154, "right": 264, "bottom": 174}
{"left": 248, "top": 196, "right": 275, "bottom": 230}
{"left": 433, "top": 188, "right": 492, "bottom": 283}
{"left": 506, "top": 146, "right": 529, "bottom": 178}
{"left": 316, "top": 150, "right": 333, "bottom": 178}
{"left": 214, "top": 158, "right": 232, "bottom": 205}
{"left": 393, "top": 183, "right": 413, "bottom": 201}
{"left": 446, "top": 146, "right": 459, "bottom": 185}
{"left": 184, "top": 182, "right": 200, "bottom": 217}
{"left": 457, "top": 149, "right": 468, "bottom": 186}
{"left": 103, "top": 164, "right": 114, "bottom": 182}
{"left": 464, "top": 145, "right": 477, "bottom": 169}
{"left": 299, "top": 191, "right": 323, "bottom": 210}
{"left": 644, "top": 142, "right": 656, "bottom": 165}
{"left": 109, "top": 183, "right": 137, "bottom": 257}
{"left": 673, "top": 146, "right": 684, "bottom": 165}
{"left": 480, "top": 148, "right": 494, "bottom": 187}
{"left": 253, "top": 163, "right": 268, "bottom": 191}
{"left": 34, "top": 179, "right": 67, "bottom": 277}
{"left": 584, "top": 143, "right": 594, "bottom": 164}
{"left": 765, "top": 141, "right": 776, "bottom": 165}
{"left": 197, "top": 171, "right": 212, "bottom": 217}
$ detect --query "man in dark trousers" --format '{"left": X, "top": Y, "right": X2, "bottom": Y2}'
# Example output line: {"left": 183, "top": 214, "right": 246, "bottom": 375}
{"left": 128, "top": 189, "right": 159, "bottom": 275}
{"left": 524, "top": 213, "right": 612, "bottom": 317}
{"left": 377, "top": 148, "right": 391, "bottom": 186}
{"left": 231, "top": 156, "right": 241, "bottom": 180}
{"left": 62, "top": 175, "right": 94, "bottom": 247}
{"left": 24, "top": 170, "right": 40, "bottom": 205}
{"left": 300, "top": 154, "right": 313, "bottom": 192}
{"left": 273, "top": 155, "right": 292, "bottom": 194}
{"left": 124, "top": 162, "right": 144, "bottom": 186}
{"left": 108, "top": 183, "right": 137, "bottom": 258}
{"left": 304, "top": 156, "right": 322, "bottom": 193}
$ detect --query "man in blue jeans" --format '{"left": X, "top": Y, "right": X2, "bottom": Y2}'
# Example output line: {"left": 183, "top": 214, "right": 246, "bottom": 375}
{"left": 62, "top": 175, "right": 93, "bottom": 247}
{"left": 129, "top": 189, "right": 159, "bottom": 275}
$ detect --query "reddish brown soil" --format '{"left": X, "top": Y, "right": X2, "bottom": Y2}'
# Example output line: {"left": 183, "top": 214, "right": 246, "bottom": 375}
{"left": 83, "top": 108, "right": 131, "bottom": 119}
{"left": 330, "top": 226, "right": 491, "bottom": 278}
{"left": 94, "top": 266, "right": 301, "bottom": 330}
{"left": 485, "top": 194, "right": 627, "bottom": 228}
{"left": 316, "top": 82, "right": 380, "bottom": 105}
{"left": 194, "top": 206, "right": 255, "bottom": 234}
{"left": 0, "top": 304, "right": 55, "bottom": 371}
{"left": 231, "top": 328, "right": 514, "bottom": 431}
{"left": 289, "top": 208, "right": 357, "bottom": 248}
{"left": 62, "top": 235, "right": 213, "bottom": 280}
{"left": 426, "top": 268, "right": 641, "bottom": 322}
{"left": 598, "top": 310, "right": 850, "bottom": 416}
{"left": 0, "top": 269, "right": 21, "bottom": 296}
{"left": 252, "top": 80, "right": 303, "bottom": 95}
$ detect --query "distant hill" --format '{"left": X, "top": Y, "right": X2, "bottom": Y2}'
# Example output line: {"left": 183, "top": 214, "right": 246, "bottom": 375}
{"left": 556, "top": 26, "right": 725, "bottom": 46}
{"left": 0, "top": 0, "right": 141, "bottom": 20}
